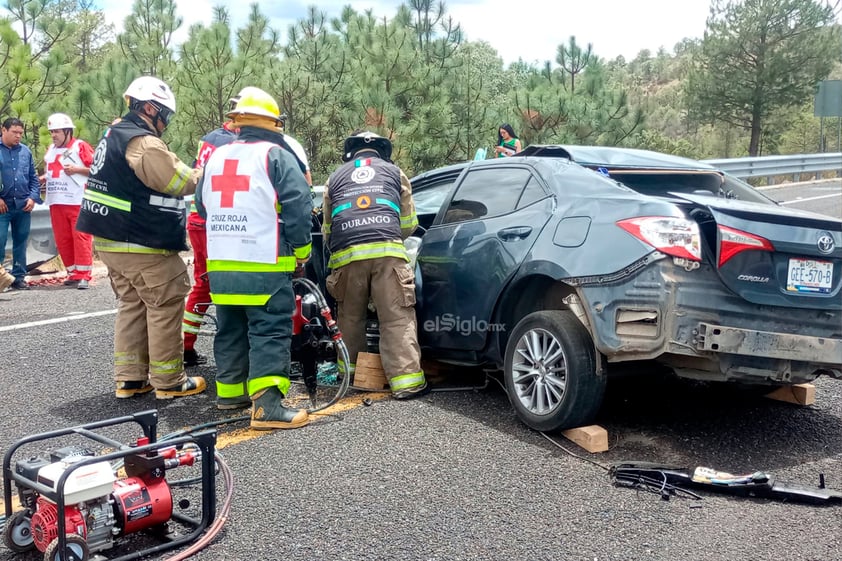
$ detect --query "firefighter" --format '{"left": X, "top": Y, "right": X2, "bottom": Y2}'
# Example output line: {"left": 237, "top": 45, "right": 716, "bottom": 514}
{"left": 181, "top": 89, "right": 307, "bottom": 366}
{"left": 182, "top": 105, "right": 238, "bottom": 368}
{"left": 76, "top": 76, "right": 206, "bottom": 400}
{"left": 41, "top": 113, "right": 95, "bottom": 289}
{"left": 322, "top": 131, "right": 427, "bottom": 399}
{"left": 195, "top": 87, "right": 313, "bottom": 430}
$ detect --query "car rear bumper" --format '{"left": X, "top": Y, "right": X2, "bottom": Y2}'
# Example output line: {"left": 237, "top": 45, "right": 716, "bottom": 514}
{"left": 696, "top": 322, "right": 842, "bottom": 365}
{"left": 577, "top": 256, "right": 842, "bottom": 381}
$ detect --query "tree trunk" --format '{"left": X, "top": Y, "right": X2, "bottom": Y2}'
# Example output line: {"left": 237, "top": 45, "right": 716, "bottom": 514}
{"left": 748, "top": 108, "right": 762, "bottom": 157}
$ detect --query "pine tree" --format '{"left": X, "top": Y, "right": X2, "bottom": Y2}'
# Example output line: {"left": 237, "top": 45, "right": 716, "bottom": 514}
{"left": 686, "top": 0, "right": 839, "bottom": 155}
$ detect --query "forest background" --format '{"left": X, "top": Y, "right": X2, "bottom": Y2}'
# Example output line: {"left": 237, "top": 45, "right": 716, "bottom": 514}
{"left": 0, "top": 0, "right": 840, "bottom": 183}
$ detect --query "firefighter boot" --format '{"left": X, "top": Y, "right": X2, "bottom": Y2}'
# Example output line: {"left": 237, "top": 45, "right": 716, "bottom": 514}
{"left": 156, "top": 377, "right": 207, "bottom": 400}
{"left": 184, "top": 348, "right": 207, "bottom": 367}
{"left": 250, "top": 387, "right": 309, "bottom": 430}
{"left": 115, "top": 380, "right": 154, "bottom": 398}
{"left": 0, "top": 270, "right": 14, "bottom": 293}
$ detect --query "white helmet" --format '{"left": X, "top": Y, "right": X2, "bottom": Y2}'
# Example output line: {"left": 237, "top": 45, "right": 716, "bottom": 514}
{"left": 47, "top": 113, "right": 74, "bottom": 130}
{"left": 123, "top": 76, "right": 177, "bottom": 113}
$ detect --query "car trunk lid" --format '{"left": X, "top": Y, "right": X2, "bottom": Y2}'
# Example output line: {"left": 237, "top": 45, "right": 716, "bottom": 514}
{"left": 675, "top": 193, "right": 842, "bottom": 310}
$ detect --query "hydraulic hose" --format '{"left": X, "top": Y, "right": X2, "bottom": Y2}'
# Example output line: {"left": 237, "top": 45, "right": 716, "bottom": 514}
{"left": 161, "top": 450, "right": 234, "bottom": 561}
{"left": 157, "top": 274, "right": 354, "bottom": 560}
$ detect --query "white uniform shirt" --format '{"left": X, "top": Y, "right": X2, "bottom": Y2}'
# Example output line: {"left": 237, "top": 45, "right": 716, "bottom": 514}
{"left": 43, "top": 139, "right": 88, "bottom": 206}
{"left": 283, "top": 134, "right": 310, "bottom": 171}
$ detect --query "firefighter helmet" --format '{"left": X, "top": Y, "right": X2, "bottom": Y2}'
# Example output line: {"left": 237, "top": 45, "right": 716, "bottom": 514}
{"left": 342, "top": 131, "right": 392, "bottom": 162}
{"left": 47, "top": 113, "right": 75, "bottom": 131}
{"left": 123, "top": 76, "right": 177, "bottom": 122}
{"left": 227, "top": 87, "right": 282, "bottom": 121}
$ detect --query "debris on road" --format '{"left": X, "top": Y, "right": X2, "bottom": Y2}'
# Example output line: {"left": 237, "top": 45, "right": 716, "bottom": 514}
{"left": 610, "top": 461, "right": 842, "bottom": 505}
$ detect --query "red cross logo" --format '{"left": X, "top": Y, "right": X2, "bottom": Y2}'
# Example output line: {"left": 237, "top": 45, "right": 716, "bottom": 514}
{"left": 47, "top": 154, "right": 64, "bottom": 178}
{"left": 211, "top": 159, "right": 250, "bottom": 208}
{"left": 196, "top": 141, "right": 216, "bottom": 168}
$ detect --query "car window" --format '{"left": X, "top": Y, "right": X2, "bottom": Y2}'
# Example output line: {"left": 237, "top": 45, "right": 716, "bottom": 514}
{"left": 442, "top": 168, "right": 532, "bottom": 224}
{"left": 413, "top": 179, "right": 456, "bottom": 214}
{"left": 607, "top": 172, "right": 723, "bottom": 198}
{"left": 516, "top": 176, "right": 548, "bottom": 209}
{"left": 721, "top": 173, "right": 778, "bottom": 205}
{"left": 608, "top": 171, "right": 777, "bottom": 205}
{"left": 312, "top": 185, "right": 325, "bottom": 209}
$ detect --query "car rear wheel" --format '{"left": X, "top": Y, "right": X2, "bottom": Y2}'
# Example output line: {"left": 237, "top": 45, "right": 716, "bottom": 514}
{"left": 504, "top": 310, "right": 605, "bottom": 432}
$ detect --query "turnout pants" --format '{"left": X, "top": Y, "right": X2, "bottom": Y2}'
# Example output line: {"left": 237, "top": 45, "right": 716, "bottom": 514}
{"left": 100, "top": 252, "right": 191, "bottom": 389}
{"left": 183, "top": 222, "right": 210, "bottom": 351}
{"left": 50, "top": 204, "right": 93, "bottom": 280}
{"left": 326, "top": 257, "right": 425, "bottom": 392}
{"left": 214, "top": 275, "right": 295, "bottom": 399}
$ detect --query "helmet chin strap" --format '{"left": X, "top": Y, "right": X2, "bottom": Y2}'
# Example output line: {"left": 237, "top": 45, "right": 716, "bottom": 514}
{"left": 133, "top": 100, "right": 167, "bottom": 136}
{"left": 55, "top": 130, "right": 71, "bottom": 147}
{"left": 151, "top": 112, "right": 165, "bottom": 135}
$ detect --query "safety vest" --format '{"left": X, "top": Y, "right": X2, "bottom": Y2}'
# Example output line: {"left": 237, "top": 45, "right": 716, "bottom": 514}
{"left": 202, "top": 140, "right": 297, "bottom": 306}
{"left": 44, "top": 139, "right": 89, "bottom": 206}
{"left": 326, "top": 156, "right": 406, "bottom": 268}
{"left": 76, "top": 114, "right": 188, "bottom": 252}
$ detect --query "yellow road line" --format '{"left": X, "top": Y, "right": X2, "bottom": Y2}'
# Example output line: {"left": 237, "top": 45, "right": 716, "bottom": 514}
{"left": 216, "top": 392, "right": 390, "bottom": 449}
{"left": 0, "top": 394, "right": 389, "bottom": 514}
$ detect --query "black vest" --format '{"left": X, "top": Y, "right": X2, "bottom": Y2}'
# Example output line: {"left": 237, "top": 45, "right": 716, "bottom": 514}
{"left": 326, "top": 156, "right": 402, "bottom": 253}
{"left": 76, "top": 113, "right": 188, "bottom": 251}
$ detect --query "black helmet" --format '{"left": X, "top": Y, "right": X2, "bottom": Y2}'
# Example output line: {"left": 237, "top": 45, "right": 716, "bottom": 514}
{"left": 342, "top": 131, "right": 392, "bottom": 162}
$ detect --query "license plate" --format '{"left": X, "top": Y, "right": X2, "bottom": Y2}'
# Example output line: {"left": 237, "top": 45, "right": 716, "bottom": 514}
{"left": 786, "top": 258, "right": 833, "bottom": 294}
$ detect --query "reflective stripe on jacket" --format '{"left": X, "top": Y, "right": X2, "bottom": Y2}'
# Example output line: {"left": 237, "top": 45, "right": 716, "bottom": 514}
{"left": 195, "top": 126, "right": 312, "bottom": 306}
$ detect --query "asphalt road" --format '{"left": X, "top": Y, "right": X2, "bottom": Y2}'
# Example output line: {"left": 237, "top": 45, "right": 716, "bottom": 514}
{"left": 1, "top": 179, "right": 841, "bottom": 561}
{"left": 764, "top": 178, "right": 842, "bottom": 218}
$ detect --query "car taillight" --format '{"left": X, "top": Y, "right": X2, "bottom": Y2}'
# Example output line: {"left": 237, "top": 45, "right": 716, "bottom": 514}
{"left": 617, "top": 217, "right": 702, "bottom": 261}
{"left": 717, "top": 225, "right": 774, "bottom": 267}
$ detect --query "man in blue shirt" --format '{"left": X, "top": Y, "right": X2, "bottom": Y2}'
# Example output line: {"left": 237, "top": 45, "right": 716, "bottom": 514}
{"left": 0, "top": 117, "right": 42, "bottom": 290}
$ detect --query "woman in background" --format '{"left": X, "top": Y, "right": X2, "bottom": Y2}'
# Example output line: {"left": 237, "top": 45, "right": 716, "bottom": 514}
{"left": 494, "top": 124, "right": 522, "bottom": 157}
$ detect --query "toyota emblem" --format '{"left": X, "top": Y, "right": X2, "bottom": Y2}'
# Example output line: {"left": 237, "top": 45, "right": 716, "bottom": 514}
{"left": 817, "top": 232, "right": 835, "bottom": 254}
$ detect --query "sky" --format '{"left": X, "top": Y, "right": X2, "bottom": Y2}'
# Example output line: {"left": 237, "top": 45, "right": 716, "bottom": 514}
{"left": 96, "top": 0, "right": 714, "bottom": 65}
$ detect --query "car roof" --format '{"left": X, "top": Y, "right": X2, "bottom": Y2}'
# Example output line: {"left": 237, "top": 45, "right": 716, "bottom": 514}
{"left": 410, "top": 161, "right": 469, "bottom": 183}
{"left": 520, "top": 144, "right": 718, "bottom": 172}
{"left": 410, "top": 144, "right": 719, "bottom": 184}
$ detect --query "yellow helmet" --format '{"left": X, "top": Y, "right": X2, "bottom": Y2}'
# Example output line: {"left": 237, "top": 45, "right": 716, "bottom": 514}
{"left": 227, "top": 87, "right": 281, "bottom": 121}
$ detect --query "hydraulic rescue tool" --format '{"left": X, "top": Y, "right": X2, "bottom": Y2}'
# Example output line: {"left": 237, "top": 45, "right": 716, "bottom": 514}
{"left": 2, "top": 411, "right": 217, "bottom": 561}
{"left": 291, "top": 276, "right": 351, "bottom": 411}
{"left": 610, "top": 461, "right": 842, "bottom": 504}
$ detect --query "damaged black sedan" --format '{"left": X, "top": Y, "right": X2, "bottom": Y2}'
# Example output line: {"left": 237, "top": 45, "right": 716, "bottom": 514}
{"left": 396, "top": 145, "right": 842, "bottom": 431}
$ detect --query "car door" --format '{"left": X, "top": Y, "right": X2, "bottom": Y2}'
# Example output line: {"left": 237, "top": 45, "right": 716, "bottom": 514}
{"left": 417, "top": 166, "right": 553, "bottom": 350}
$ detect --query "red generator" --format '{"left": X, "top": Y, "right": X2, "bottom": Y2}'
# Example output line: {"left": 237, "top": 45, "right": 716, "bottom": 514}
{"left": 2, "top": 410, "right": 217, "bottom": 561}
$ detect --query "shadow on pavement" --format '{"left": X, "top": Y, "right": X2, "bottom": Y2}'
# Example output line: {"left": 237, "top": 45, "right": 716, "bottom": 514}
{"left": 425, "top": 366, "right": 842, "bottom": 474}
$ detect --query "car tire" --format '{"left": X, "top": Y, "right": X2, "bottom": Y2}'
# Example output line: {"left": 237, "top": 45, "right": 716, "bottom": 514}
{"left": 504, "top": 310, "right": 605, "bottom": 432}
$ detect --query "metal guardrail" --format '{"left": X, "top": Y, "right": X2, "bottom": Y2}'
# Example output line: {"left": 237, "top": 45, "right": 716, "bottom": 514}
{"left": 703, "top": 152, "right": 842, "bottom": 180}
{"left": 1, "top": 203, "right": 57, "bottom": 267}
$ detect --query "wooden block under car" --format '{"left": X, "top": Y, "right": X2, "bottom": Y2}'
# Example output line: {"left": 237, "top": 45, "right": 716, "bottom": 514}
{"left": 354, "top": 352, "right": 390, "bottom": 390}
{"left": 561, "top": 425, "right": 609, "bottom": 453}
{"left": 765, "top": 383, "right": 815, "bottom": 406}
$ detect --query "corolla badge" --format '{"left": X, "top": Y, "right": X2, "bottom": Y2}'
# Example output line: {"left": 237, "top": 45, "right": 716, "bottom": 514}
{"left": 737, "top": 274, "right": 770, "bottom": 283}
{"left": 817, "top": 232, "right": 835, "bottom": 255}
